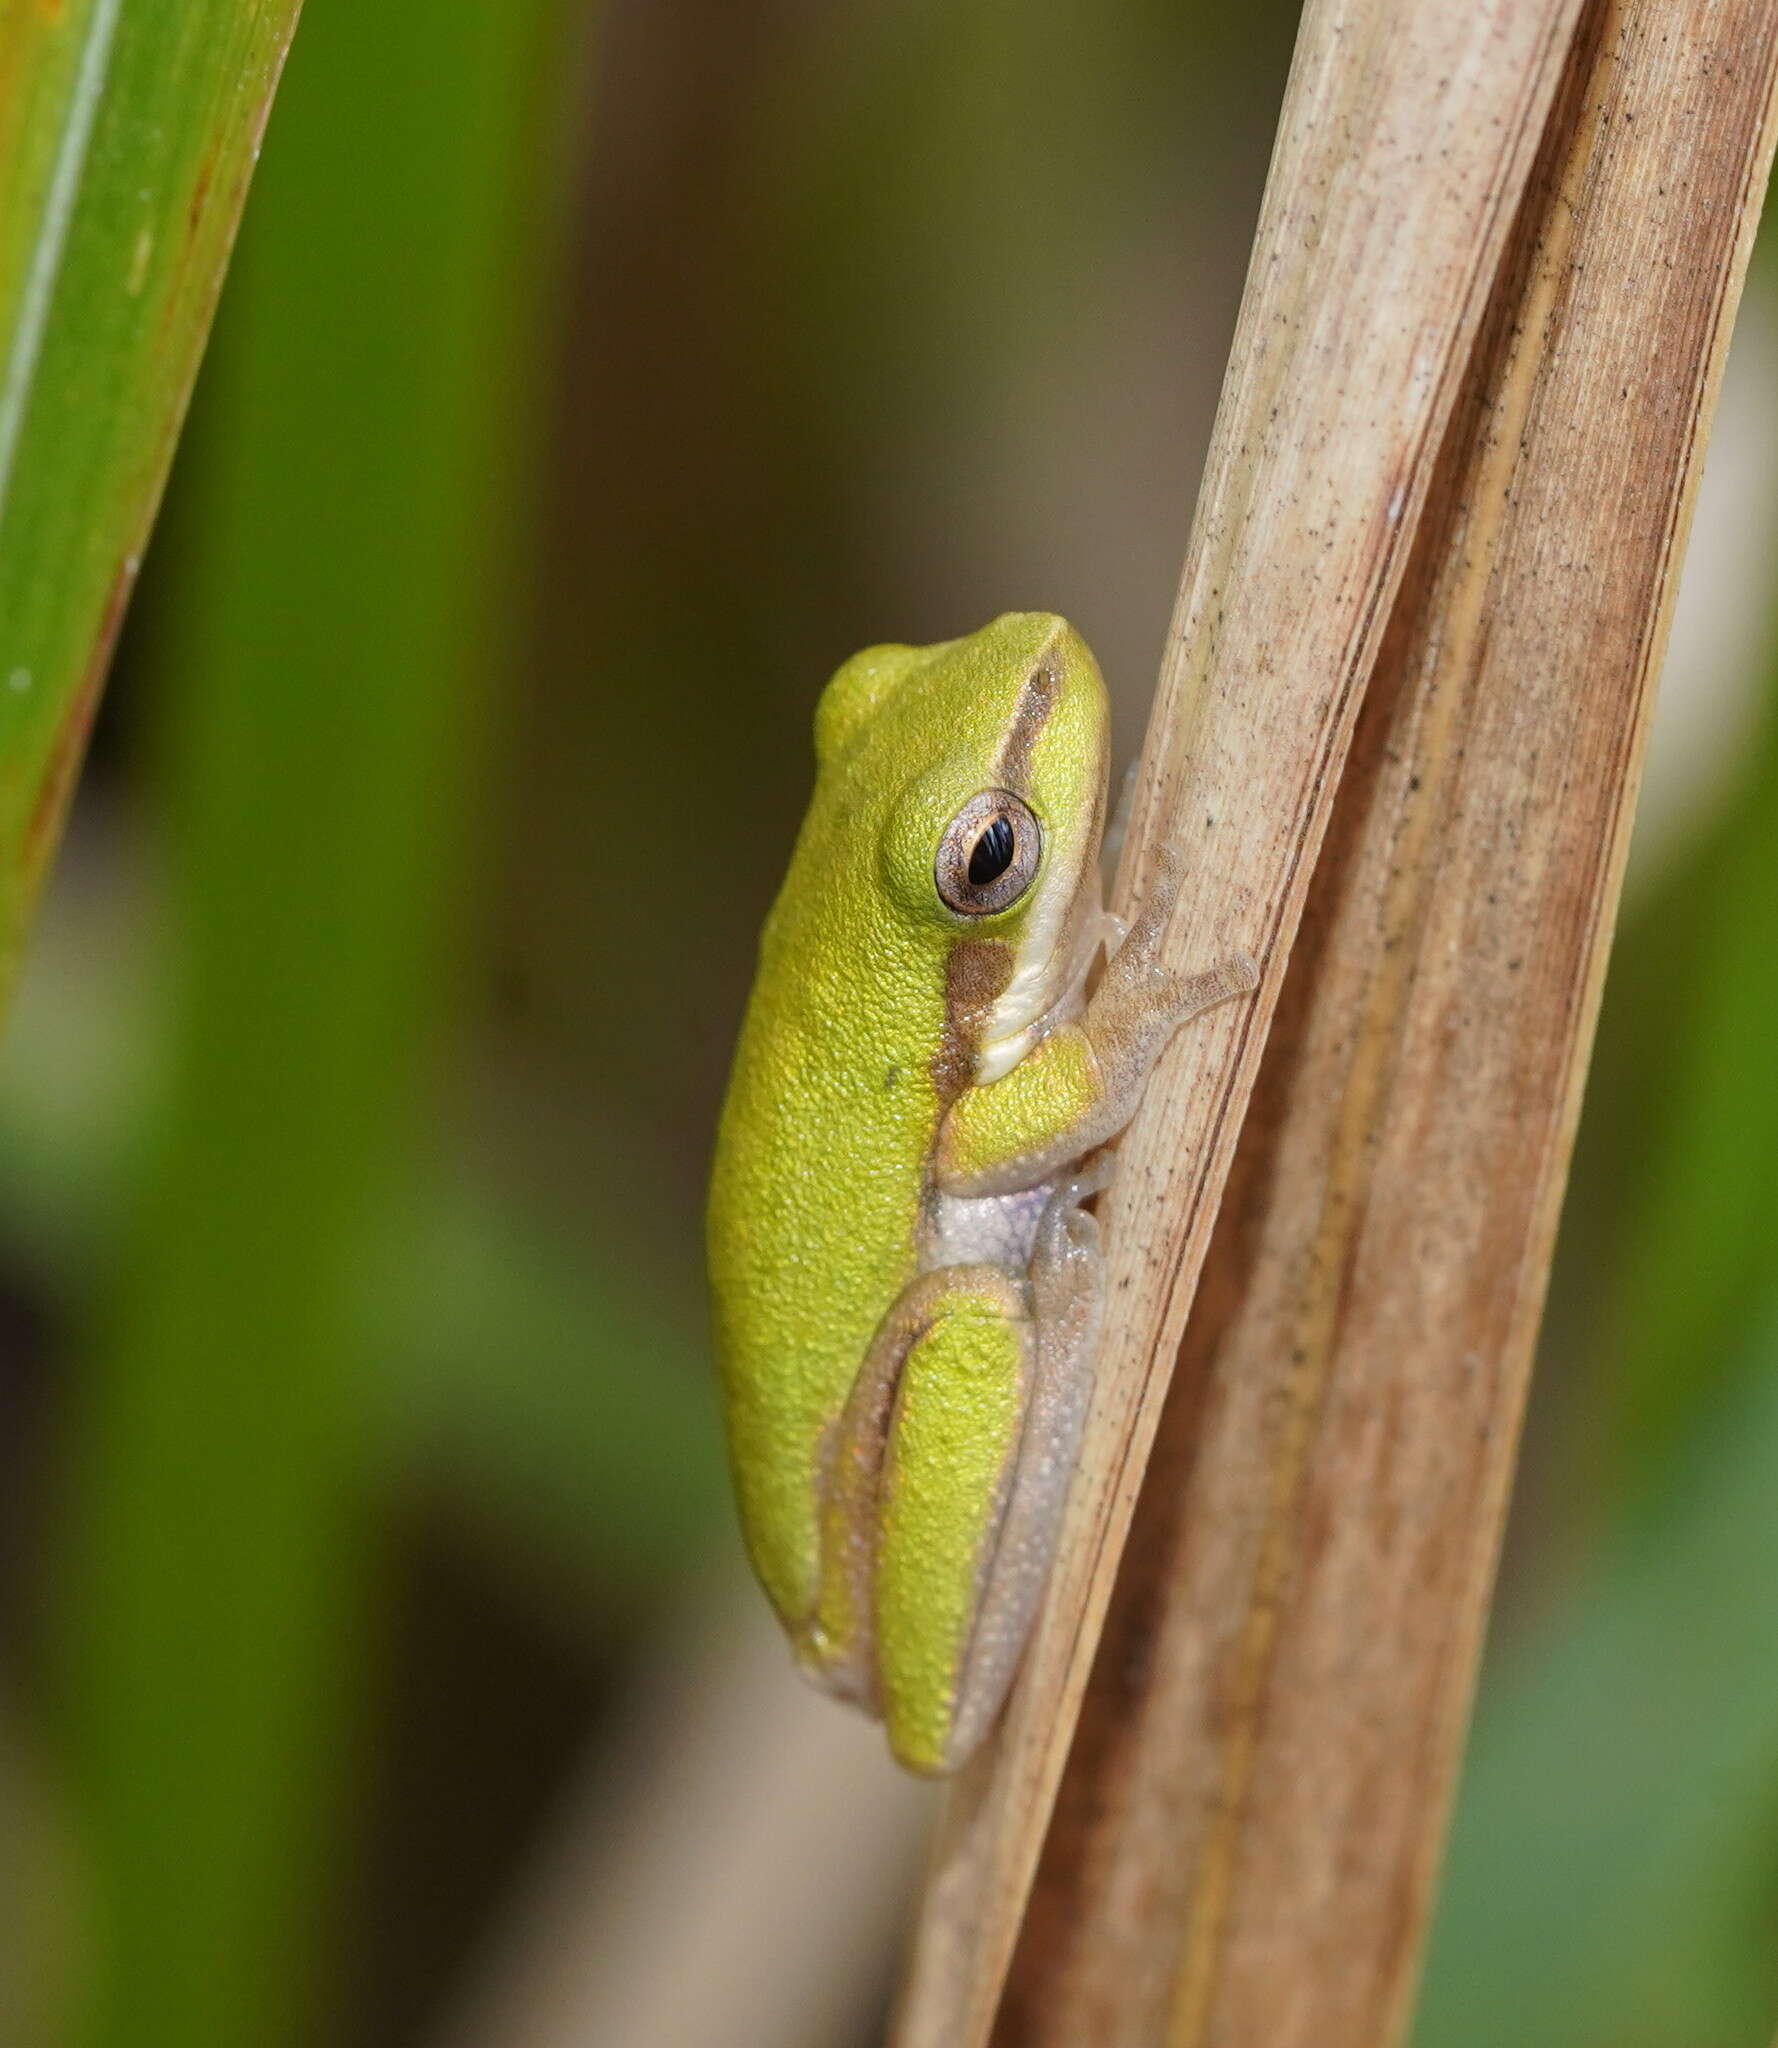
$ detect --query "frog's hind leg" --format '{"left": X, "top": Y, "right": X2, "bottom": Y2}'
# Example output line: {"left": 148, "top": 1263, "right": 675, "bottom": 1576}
{"left": 804, "top": 1264, "right": 1029, "bottom": 1748}
{"left": 940, "top": 1152, "right": 1112, "bottom": 1770}
{"left": 810, "top": 1169, "right": 1109, "bottom": 1776}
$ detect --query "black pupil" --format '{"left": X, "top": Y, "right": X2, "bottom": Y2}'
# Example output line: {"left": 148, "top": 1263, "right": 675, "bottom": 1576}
{"left": 968, "top": 814, "right": 1017, "bottom": 887}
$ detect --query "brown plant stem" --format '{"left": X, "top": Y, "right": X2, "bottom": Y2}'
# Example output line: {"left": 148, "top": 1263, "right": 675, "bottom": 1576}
{"left": 891, "top": 1, "right": 1588, "bottom": 2040}
{"left": 999, "top": 2, "right": 1778, "bottom": 2044}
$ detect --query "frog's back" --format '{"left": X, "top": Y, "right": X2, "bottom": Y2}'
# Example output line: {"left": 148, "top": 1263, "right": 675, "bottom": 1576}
{"left": 708, "top": 822, "right": 944, "bottom": 1622}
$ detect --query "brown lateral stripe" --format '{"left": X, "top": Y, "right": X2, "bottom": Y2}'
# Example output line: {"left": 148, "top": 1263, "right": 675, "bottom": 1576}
{"left": 929, "top": 631, "right": 1064, "bottom": 1130}
{"left": 932, "top": 937, "right": 1014, "bottom": 1109}
{"left": 994, "top": 653, "right": 1061, "bottom": 793}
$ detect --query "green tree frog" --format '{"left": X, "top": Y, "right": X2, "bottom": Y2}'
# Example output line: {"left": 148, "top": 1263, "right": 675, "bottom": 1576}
{"left": 707, "top": 612, "right": 1256, "bottom": 1775}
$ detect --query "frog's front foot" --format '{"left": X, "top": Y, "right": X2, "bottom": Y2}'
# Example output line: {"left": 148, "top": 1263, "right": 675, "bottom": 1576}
{"left": 1095, "top": 842, "right": 1257, "bottom": 1055}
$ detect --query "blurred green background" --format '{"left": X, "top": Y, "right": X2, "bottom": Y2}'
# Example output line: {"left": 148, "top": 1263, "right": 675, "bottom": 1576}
{"left": 3, "top": 2, "right": 1777, "bottom": 2044}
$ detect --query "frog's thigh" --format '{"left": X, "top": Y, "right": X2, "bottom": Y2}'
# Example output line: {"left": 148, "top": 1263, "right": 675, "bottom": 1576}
{"left": 810, "top": 1264, "right": 1010, "bottom": 1717}
{"left": 940, "top": 1162, "right": 1109, "bottom": 1770}
{"left": 875, "top": 1267, "right": 1031, "bottom": 1776}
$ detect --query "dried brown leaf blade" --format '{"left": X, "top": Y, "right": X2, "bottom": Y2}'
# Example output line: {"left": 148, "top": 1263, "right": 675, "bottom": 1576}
{"left": 891, "top": 1, "right": 1589, "bottom": 2040}
{"left": 1001, "top": 2, "right": 1778, "bottom": 2045}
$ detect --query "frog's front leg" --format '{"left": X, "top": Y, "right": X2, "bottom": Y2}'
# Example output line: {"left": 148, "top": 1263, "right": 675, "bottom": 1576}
{"left": 938, "top": 849, "right": 1258, "bottom": 1198}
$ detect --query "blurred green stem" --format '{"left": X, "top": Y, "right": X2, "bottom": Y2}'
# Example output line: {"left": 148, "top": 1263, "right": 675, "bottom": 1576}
{"left": 1598, "top": 681, "right": 1778, "bottom": 1493}
{"left": 61, "top": 1, "right": 568, "bottom": 2042}
{"left": 0, "top": 1, "right": 301, "bottom": 998}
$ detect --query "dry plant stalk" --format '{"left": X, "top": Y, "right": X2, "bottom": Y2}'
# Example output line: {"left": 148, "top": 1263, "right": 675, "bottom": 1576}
{"left": 996, "top": 2, "right": 1778, "bottom": 2045}
{"left": 438, "top": 1596, "right": 932, "bottom": 2048}
{"left": 892, "top": 1, "right": 1586, "bottom": 2041}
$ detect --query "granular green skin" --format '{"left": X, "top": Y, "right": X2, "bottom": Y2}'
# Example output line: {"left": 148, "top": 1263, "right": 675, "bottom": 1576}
{"left": 877, "top": 1296, "right": 1027, "bottom": 1773}
{"left": 707, "top": 612, "right": 1107, "bottom": 1755}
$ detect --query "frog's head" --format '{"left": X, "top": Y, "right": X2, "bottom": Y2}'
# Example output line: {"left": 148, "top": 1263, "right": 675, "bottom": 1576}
{"left": 815, "top": 612, "right": 1111, "bottom": 1089}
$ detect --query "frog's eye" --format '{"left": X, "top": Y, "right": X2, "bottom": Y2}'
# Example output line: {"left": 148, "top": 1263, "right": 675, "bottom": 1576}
{"left": 936, "top": 790, "right": 1042, "bottom": 916}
